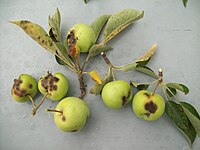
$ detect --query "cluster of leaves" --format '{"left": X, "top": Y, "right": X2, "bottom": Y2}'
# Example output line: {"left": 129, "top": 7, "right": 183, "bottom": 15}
{"left": 10, "top": 8, "right": 144, "bottom": 98}
{"left": 90, "top": 43, "right": 157, "bottom": 95}
{"left": 131, "top": 71, "right": 200, "bottom": 146}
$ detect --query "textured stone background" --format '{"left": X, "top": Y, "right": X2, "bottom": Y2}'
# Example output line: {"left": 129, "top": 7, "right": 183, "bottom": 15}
{"left": 0, "top": 0, "right": 200, "bottom": 149}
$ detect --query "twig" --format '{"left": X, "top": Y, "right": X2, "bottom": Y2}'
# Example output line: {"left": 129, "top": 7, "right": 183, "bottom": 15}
{"left": 32, "top": 93, "right": 49, "bottom": 116}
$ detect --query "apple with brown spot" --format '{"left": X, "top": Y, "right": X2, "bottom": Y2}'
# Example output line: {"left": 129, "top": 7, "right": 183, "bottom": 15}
{"left": 132, "top": 90, "right": 165, "bottom": 121}
{"left": 101, "top": 80, "right": 133, "bottom": 109}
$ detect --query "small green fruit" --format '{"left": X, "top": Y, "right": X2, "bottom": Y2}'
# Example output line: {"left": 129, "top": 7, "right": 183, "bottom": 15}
{"left": 67, "top": 23, "right": 95, "bottom": 53}
{"left": 132, "top": 90, "right": 165, "bottom": 121}
{"left": 38, "top": 72, "right": 68, "bottom": 100}
{"left": 101, "top": 80, "right": 133, "bottom": 109}
{"left": 11, "top": 74, "right": 37, "bottom": 102}
{"left": 53, "top": 97, "right": 90, "bottom": 132}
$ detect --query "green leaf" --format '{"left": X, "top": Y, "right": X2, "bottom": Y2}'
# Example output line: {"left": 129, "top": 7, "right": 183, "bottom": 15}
{"left": 118, "top": 62, "right": 138, "bottom": 72}
{"left": 103, "top": 9, "right": 144, "bottom": 44}
{"left": 90, "top": 68, "right": 112, "bottom": 95}
{"left": 91, "top": 15, "right": 111, "bottom": 43}
{"left": 166, "top": 83, "right": 189, "bottom": 95}
{"left": 87, "top": 44, "right": 113, "bottom": 62}
{"left": 180, "top": 120, "right": 197, "bottom": 146}
{"left": 182, "top": 0, "right": 188, "bottom": 7}
{"left": 166, "top": 101, "right": 189, "bottom": 130}
{"left": 54, "top": 42, "right": 74, "bottom": 67}
{"left": 52, "top": 8, "right": 61, "bottom": 30}
{"left": 166, "top": 87, "right": 177, "bottom": 97}
{"left": 180, "top": 102, "right": 200, "bottom": 119}
{"left": 181, "top": 102, "right": 200, "bottom": 136}
{"left": 135, "top": 66, "right": 158, "bottom": 79}
{"left": 55, "top": 55, "right": 65, "bottom": 65}
{"left": 48, "top": 8, "right": 61, "bottom": 42}
{"left": 10, "top": 20, "right": 57, "bottom": 53}
{"left": 131, "top": 81, "right": 149, "bottom": 90}
{"left": 114, "top": 43, "right": 157, "bottom": 78}
{"left": 166, "top": 101, "right": 196, "bottom": 145}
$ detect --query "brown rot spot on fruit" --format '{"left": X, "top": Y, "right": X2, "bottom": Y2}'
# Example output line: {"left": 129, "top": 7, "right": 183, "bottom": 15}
{"left": 21, "top": 89, "right": 26, "bottom": 95}
{"left": 52, "top": 85, "right": 57, "bottom": 90}
{"left": 144, "top": 92, "right": 151, "bottom": 98}
{"left": 71, "top": 129, "right": 78, "bottom": 132}
{"left": 144, "top": 113, "right": 150, "bottom": 118}
{"left": 53, "top": 77, "right": 59, "bottom": 82}
{"left": 127, "top": 90, "right": 131, "bottom": 98}
{"left": 18, "top": 80, "right": 23, "bottom": 84}
{"left": 122, "top": 96, "right": 127, "bottom": 106}
{"left": 61, "top": 115, "right": 66, "bottom": 121}
{"left": 29, "top": 84, "right": 33, "bottom": 89}
{"left": 145, "top": 101, "right": 157, "bottom": 113}
{"left": 41, "top": 72, "right": 59, "bottom": 93}
{"left": 12, "top": 79, "right": 27, "bottom": 97}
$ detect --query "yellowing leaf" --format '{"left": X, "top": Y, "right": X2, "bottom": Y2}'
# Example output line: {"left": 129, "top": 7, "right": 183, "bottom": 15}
{"left": 89, "top": 71, "right": 102, "bottom": 84}
{"left": 10, "top": 20, "right": 56, "bottom": 52}
{"left": 137, "top": 43, "right": 157, "bottom": 62}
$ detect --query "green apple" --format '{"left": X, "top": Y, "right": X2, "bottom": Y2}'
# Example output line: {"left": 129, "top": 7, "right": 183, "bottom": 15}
{"left": 67, "top": 23, "right": 95, "bottom": 53}
{"left": 53, "top": 97, "right": 90, "bottom": 132}
{"left": 132, "top": 90, "right": 165, "bottom": 121}
{"left": 101, "top": 80, "right": 133, "bottom": 109}
{"left": 11, "top": 74, "right": 37, "bottom": 102}
{"left": 38, "top": 72, "right": 69, "bottom": 100}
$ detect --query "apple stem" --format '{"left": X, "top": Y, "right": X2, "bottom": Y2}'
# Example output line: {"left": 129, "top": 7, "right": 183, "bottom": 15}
{"left": 160, "top": 82, "right": 170, "bottom": 102}
{"left": 46, "top": 108, "right": 63, "bottom": 114}
{"left": 32, "top": 93, "right": 49, "bottom": 116}
{"left": 152, "top": 82, "right": 159, "bottom": 95}
{"left": 27, "top": 95, "right": 36, "bottom": 107}
{"left": 111, "top": 68, "right": 116, "bottom": 81}
{"left": 101, "top": 52, "right": 113, "bottom": 68}
{"left": 101, "top": 52, "right": 116, "bottom": 81}
{"left": 152, "top": 68, "right": 163, "bottom": 95}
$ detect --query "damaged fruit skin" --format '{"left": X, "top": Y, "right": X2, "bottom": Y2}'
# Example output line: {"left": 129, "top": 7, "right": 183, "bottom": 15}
{"left": 54, "top": 97, "right": 90, "bottom": 132}
{"left": 101, "top": 80, "right": 133, "bottom": 109}
{"left": 11, "top": 74, "right": 37, "bottom": 102}
{"left": 67, "top": 23, "right": 95, "bottom": 53}
{"left": 38, "top": 72, "right": 68, "bottom": 100}
{"left": 132, "top": 90, "right": 165, "bottom": 121}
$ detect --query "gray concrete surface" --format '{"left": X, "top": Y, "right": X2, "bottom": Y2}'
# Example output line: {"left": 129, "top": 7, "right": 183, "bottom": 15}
{"left": 0, "top": 0, "right": 200, "bottom": 150}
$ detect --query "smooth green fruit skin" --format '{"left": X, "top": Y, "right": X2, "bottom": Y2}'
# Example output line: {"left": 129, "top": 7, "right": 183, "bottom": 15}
{"left": 67, "top": 23, "right": 95, "bottom": 53}
{"left": 54, "top": 97, "right": 90, "bottom": 132}
{"left": 38, "top": 73, "right": 69, "bottom": 100}
{"left": 11, "top": 74, "right": 37, "bottom": 102}
{"left": 132, "top": 90, "right": 165, "bottom": 121}
{"left": 101, "top": 80, "right": 133, "bottom": 109}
